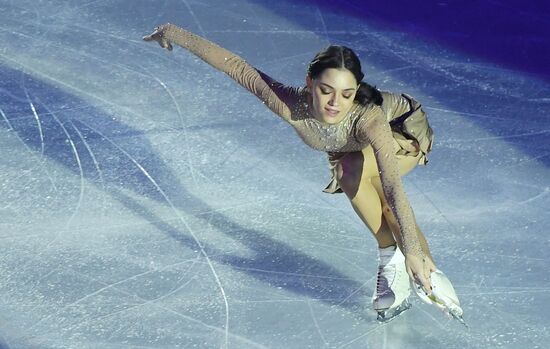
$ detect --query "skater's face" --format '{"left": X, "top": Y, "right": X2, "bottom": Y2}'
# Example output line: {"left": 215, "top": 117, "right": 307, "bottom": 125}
{"left": 306, "top": 68, "right": 358, "bottom": 124}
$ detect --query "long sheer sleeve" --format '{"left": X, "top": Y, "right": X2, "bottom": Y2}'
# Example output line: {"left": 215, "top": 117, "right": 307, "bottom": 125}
{"left": 160, "top": 24, "right": 295, "bottom": 121}
{"left": 355, "top": 110, "right": 424, "bottom": 258}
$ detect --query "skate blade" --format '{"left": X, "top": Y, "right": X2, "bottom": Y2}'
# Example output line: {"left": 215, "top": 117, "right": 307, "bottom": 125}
{"left": 412, "top": 269, "right": 467, "bottom": 327}
{"left": 449, "top": 309, "right": 468, "bottom": 328}
{"left": 427, "top": 294, "right": 468, "bottom": 327}
{"left": 376, "top": 299, "right": 411, "bottom": 323}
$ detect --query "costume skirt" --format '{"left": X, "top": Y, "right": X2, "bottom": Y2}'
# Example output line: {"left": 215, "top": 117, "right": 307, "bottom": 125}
{"left": 323, "top": 99, "right": 434, "bottom": 194}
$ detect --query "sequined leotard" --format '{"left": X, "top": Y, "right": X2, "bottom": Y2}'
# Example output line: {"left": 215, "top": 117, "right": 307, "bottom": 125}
{"left": 159, "top": 24, "right": 432, "bottom": 258}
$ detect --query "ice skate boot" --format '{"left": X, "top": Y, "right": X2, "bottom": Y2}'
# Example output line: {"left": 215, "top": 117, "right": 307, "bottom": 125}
{"left": 411, "top": 269, "right": 466, "bottom": 326}
{"left": 372, "top": 245, "right": 412, "bottom": 322}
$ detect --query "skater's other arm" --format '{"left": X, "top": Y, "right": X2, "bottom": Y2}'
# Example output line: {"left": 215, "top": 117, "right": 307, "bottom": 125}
{"left": 143, "top": 24, "right": 294, "bottom": 121}
{"left": 356, "top": 110, "right": 433, "bottom": 293}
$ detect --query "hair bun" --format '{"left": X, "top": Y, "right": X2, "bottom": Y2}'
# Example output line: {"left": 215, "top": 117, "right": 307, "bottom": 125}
{"left": 356, "top": 82, "right": 383, "bottom": 106}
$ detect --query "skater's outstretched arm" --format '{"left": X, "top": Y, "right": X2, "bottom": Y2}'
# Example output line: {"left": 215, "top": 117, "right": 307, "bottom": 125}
{"left": 356, "top": 110, "right": 436, "bottom": 293}
{"left": 143, "top": 23, "right": 296, "bottom": 122}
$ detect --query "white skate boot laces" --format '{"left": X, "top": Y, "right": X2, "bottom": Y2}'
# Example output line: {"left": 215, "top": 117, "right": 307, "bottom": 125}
{"left": 375, "top": 248, "right": 397, "bottom": 297}
{"left": 373, "top": 246, "right": 411, "bottom": 322}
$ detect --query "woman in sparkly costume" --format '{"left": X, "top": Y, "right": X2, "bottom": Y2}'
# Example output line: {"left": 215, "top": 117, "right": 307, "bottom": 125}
{"left": 144, "top": 23, "right": 448, "bottom": 321}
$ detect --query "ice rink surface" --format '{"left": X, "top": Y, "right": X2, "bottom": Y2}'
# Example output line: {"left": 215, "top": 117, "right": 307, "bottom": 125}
{"left": 1, "top": 1, "right": 549, "bottom": 348}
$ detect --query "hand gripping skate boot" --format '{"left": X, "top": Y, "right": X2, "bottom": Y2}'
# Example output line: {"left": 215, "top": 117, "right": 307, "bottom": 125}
{"left": 372, "top": 245, "right": 412, "bottom": 322}
{"left": 411, "top": 269, "right": 466, "bottom": 326}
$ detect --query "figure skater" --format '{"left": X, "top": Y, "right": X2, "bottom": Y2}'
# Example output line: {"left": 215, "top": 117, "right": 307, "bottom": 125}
{"left": 143, "top": 23, "right": 463, "bottom": 322}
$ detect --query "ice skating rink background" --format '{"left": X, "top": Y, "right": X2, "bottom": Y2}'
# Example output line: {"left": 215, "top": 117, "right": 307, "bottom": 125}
{"left": 1, "top": 0, "right": 549, "bottom": 348}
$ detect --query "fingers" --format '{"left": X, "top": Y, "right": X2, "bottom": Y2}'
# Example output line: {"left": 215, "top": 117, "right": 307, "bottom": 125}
{"left": 407, "top": 262, "right": 433, "bottom": 295}
{"left": 143, "top": 27, "right": 162, "bottom": 42}
{"left": 410, "top": 271, "right": 430, "bottom": 294}
{"left": 428, "top": 260, "right": 437, "bottom": 273}
{"left": 160, "top": 38, "right": 173, "bottom": 51}
{"left": 142, "top": 29, "right": 173, "bottom": 51}
{"left": 421, "top": 262, "right": 433, "bottom": 295}
{"left": 142, "top": 26, "right": 173, "bottom": 51}
{"left": 417, "top": 275, "right": 432, "bottom": 295}
{"left": 142, "top": 34, "right": 154, "bottom": 42}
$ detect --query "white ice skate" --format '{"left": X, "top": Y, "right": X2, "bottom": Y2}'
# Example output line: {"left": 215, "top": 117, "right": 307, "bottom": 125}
{"left": 372, "top": 245, "right": 412, "bottom": 322}
{"left": 412, "top": 269, "right": 466, "bottom": 326}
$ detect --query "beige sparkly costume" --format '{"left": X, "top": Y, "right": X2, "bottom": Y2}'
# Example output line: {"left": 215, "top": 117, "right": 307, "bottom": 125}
{"left": 160, "top": 24, "right": 434, "bottom": 258}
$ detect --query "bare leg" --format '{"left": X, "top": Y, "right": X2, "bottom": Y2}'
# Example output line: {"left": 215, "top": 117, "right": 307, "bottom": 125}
{"left": 342, "top": 171, "right": 396, "bottom": 248}
{"left": 336, "top": 146, "right": 434, "bottom": 263}
{"left": 369, "top": 176, "right": 434, "bottom": 263}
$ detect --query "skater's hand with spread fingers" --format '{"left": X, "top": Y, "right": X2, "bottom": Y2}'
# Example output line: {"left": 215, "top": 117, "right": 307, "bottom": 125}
{"left": 405, "top": 254, "right": 436, "bottom": 295}
{"left": 143, "top": 24, "right": 173, "bottom": 51}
